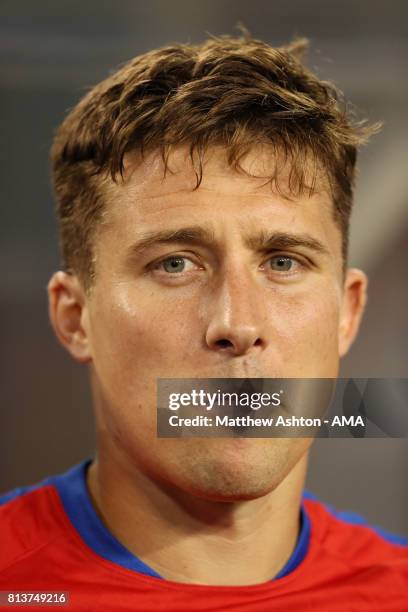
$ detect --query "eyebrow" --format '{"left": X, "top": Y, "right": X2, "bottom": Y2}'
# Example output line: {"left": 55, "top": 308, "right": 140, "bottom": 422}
{"left": 125, "top": 227, "right": 216, "bottom": 258}
{"left": 244, "top": 229, "right": 330, "bottom": 256}
{"left": 125, "top": 226, "right": 330, "bottom": 259}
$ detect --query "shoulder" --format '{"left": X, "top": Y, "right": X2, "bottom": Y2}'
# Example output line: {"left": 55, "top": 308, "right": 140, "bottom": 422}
{"left": 303, "top": 491, "right": 408, "bottom": 571}
{"left": 0, "top": 476, "right": 65, "bottom": 574}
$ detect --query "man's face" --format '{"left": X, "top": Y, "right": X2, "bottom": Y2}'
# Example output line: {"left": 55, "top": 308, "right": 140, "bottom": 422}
{"left": 53, "top": 146, "right": 365, "bottom": 500}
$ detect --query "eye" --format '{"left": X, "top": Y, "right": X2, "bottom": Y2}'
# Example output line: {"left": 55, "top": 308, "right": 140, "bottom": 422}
{"left": 268, "top": 255, "right": 297, "bottom": 272}
{"left": 157, "top": 256, "right": 195, "bottom": 274}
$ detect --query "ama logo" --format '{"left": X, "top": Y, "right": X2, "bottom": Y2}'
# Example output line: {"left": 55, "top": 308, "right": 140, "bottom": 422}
{"left": 331, "top": 416, "right": 365, "bottom": 427}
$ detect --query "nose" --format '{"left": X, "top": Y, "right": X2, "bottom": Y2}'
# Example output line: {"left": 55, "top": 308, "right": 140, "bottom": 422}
{"left": 204, "top": 268, "right": 266, "bottom": 357}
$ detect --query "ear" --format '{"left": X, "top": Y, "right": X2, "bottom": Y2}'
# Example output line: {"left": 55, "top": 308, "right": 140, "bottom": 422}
{"left": 338, "top": 268, "right": 368, "bottom": 358}
{"left": 47, "top": 271, "right": 92, "bottom": 363}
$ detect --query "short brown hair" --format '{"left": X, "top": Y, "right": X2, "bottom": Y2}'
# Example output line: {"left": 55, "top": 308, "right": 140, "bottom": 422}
{"left": 50, "top": 34, "right": 379, "bottom": 293}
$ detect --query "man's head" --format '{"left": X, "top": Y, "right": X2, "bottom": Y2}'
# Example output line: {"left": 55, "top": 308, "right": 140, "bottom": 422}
{"left": 48, "top": 35, "right": 376, "bottom": 501}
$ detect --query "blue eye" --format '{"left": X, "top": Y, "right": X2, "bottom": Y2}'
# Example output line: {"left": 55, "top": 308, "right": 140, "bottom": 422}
{"left": 161, "top": 257, "right": 186, "bottom": 273}
{"left": 269, "top": 256, "right": 294, "bottom": 272}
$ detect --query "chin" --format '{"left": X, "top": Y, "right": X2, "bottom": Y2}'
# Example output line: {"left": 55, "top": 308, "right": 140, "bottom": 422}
{"left": 175, "top": 442, "right": 294, "bottom": 502}
{"left": 189, "top": 481, "right": 279, "bottom": 503}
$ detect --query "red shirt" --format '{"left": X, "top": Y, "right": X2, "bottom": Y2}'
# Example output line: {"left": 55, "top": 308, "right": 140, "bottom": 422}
{"left": 1, "top": 460, "right": 407, "bottom": 611}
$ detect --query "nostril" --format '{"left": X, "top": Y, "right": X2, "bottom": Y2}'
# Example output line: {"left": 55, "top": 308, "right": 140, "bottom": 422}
{"left": 215, "top": 339, "right": 234, "bottom": 349}
{"left": 254, "top": 338, "right": 262, "bottom": 347}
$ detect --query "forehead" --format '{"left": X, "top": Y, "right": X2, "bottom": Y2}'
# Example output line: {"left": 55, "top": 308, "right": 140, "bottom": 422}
{"left": 108, "top": 144, "right": 329, "bottom": 198}
{"left": 98, "top": 145, "right": 340, "bottom": 255}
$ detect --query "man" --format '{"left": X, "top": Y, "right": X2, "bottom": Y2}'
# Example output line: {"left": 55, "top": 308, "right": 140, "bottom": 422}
{"left": 1, "top": 34, "right": 407, "bottom": 610}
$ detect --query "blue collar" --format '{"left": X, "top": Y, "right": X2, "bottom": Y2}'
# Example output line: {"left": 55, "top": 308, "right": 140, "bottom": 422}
{"left": 53, "top": 459, "right": 310, "bottom": 581}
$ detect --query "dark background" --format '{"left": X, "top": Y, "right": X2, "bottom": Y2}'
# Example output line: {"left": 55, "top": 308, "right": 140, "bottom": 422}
{"left": 1, "top": 0, "right": 407, "bottom": 534}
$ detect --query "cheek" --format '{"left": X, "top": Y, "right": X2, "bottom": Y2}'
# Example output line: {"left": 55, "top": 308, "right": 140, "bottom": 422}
{"left": 88, "top": 285, "right": 205, "bottom": 452}
{"left": 88, "top": 285, "right": 199, "bottom": 388}
{"left": 266, "top": 284, "right": 341, "bottom": 375}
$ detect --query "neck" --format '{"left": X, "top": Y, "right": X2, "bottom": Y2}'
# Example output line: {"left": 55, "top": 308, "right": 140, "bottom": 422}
{"left": 87, "top": 439, "right": 309, "bottom": 586}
